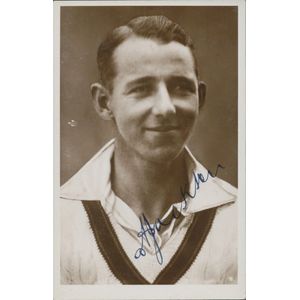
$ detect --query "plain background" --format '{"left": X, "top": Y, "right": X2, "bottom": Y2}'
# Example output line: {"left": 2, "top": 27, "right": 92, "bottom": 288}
{"left": 1, "top": 0, "right": 300, "bottom": 300}
{"left": 60, "top": 6, "right": 238, "bottom": 186}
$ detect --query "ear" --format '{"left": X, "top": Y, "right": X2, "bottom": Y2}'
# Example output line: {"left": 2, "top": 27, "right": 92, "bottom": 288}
{"left": 90, "top": 83, "right": 113, "bottom": 120}
{"left": 198, "top": 81, "right": 206, "bottom": 111}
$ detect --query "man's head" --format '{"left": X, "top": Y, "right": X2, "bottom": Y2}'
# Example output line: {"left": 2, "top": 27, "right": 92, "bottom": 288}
{"left": 91, "top": 16, "right": 206, "bottom": 163}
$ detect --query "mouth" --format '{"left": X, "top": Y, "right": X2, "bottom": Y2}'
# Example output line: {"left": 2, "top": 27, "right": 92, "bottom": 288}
{"left": 145, "top": 125, "right": 180, "bottom": 132}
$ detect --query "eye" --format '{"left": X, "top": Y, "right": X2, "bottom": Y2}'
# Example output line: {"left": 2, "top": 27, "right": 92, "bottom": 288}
{"left": 171, "top": 83, "right": 195, "bottom": 95}
{"left": 174, "top": 84, "right": 188, "bottom": 92}
{"left": 132, "top": 86, "right": 148, "bottom": 93}
{"left": 129, "top": 85, "right": 153, "bottom": 96}
{"left": 168, "top": 78, "right": 196, "bottom": 96}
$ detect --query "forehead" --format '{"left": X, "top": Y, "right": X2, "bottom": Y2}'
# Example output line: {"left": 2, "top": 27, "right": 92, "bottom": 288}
{"left": 112, "top": 36, "right": 196, "bottom": 83}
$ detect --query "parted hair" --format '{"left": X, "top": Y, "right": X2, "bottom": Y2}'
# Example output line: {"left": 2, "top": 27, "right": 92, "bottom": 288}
{"left": 97, "top": 15, "right": 199, "bottom": 91}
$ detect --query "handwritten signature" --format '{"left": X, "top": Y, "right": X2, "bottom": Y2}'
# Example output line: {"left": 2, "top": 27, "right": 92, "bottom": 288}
{"left": 134, "top": 164, "right": 224, "bottom": 265}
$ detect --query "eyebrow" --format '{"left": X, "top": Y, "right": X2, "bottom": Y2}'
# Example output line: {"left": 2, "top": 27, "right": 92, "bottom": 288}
{"left": 123, "top": 76, "right": 155, "bottom": 91}
{"left": 168, "top": 76, "right": 196, "bottom": 87}
{"left": 124, "top": 75, "right": 196, "bottom": 92}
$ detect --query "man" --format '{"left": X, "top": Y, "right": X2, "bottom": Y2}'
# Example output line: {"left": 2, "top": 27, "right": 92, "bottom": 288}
{"left": 60, "top": 15, "right": 237, "bottom": 284}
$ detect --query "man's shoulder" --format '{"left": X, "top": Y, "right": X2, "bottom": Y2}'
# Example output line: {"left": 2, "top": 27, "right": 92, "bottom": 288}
{"left": 210, "top": 200, "right": 238, "bottom": 250}
{"left": 215, "top": 200, "right": 237, "bottom": 226}
{"left": 213, "top": 177, "right": 238, "bottom": 229}
{"left": 60, "top": 198, "right": 89, "bottom": 234}
{"left": 60, "top": 139, "right": 115, "bottom": 201}
{"left": 213, "top": 176, "right": 237, "bottom": 196}
{"left": 60, "top": 197, "right": 84, "bottom": 215}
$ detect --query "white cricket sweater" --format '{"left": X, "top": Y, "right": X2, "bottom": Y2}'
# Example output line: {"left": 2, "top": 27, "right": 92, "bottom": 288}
{"left": 60, "top": 139, "right": 238, "bottom": 284}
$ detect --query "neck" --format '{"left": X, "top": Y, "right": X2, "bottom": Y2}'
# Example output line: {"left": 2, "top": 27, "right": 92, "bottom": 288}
{"left": 111, "top": 138, "right": 188, "bottom": 223}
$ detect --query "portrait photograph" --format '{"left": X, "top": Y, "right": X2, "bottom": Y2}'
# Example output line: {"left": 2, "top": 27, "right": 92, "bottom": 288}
{"left": 54, "top": 1, "right": 245, "bottom": 299}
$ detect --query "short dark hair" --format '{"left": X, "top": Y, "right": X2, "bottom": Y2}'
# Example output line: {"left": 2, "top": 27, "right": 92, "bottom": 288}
{"left": 97, "top": 15, "right": 199, "bottom": 91}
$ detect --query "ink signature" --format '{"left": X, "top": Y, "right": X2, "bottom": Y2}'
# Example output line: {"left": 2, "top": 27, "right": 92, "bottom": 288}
{"left": 134, "top": 164, "right": 224, "bottom": 264}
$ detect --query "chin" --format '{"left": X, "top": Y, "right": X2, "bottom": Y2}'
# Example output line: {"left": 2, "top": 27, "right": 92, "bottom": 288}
{"left": 139, "top": 145, "right": 185, "bottom": 164}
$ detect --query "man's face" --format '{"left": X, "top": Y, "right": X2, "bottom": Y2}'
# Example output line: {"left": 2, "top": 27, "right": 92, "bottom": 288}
{"left": 109, "top": 36, "right": 199, "bottom": 163}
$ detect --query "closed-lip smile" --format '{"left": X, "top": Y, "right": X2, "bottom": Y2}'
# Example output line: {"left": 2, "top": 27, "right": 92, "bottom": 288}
{"left": 146, "top": 125, "right": 180, "bottom": 132}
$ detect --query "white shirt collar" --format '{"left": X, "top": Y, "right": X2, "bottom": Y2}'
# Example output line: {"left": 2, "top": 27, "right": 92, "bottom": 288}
{"left": 61, "top": 138, "right": 237, "bottom": 219}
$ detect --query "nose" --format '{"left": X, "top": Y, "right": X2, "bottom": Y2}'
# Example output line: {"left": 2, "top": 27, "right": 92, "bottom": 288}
{"left": 152, "top": 82, "right": 176, "bottom": 116}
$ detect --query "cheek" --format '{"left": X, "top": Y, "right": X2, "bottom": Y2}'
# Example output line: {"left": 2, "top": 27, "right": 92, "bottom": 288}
{"left": 175, "top": 99, "right": 199, "bottom": 125}
{"left": 110, "top": 104, "right": 146, "bottom": 138}
{"left": 111, "top": 98, "right": 151, "bottom": 124}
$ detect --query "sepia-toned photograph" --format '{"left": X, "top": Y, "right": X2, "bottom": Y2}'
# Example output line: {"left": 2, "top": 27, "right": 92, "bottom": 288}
{"left": 54, "top": 1, "right": 245, "bottom": 299}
